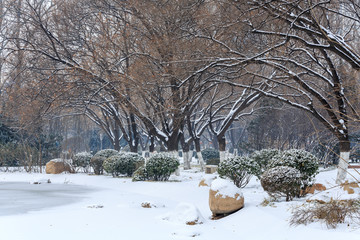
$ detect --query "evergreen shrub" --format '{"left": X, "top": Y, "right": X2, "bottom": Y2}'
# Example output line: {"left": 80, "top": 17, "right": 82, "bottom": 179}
{"left": 217, "top": 156, "right": 255, "bottom": 188}
{"left": 90, "top": 156, "right": 106, "bottom": 175}
{"left": 261, "top": 166, "right": 302, "bottom": 201}
{"left": 94, "top": 149, "right": 119, "bottom": 158}
{"left": 206, "top": 158, "right": 220, "bottom": 166}
{"left": 132, "top": 153, "right": 179, "bottom": 181}
{"left": 201, "top": 148, "right": 220, "bottom": 163}
{"left": 103, "top": 152, "right": 144, "bottom": 177}
{"left": 72, "top": 152, "right": 92, "bottom": 171}
{"left": 269, "top": 149, "right": 319, "bottom": 187}
{"left": 249, "top": 149, "right": 280, "bottom": 178}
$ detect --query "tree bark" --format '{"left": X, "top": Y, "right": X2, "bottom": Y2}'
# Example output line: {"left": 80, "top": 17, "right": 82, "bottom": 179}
{"left": 113, "top": 127, "right": 120, "bottom": 151}
{"left": 218, "top": 135, "right": 226, "bottom": 162}
{"left": 194, "top": 138, "right": 205, "bottom": 171}
{"left": 182, "top": 142, "right": 191, "bottom": 170}
{"left": 149, "top": 135, "right": 155, "bottom": 153}
{"left": 336, "top": 140, "right": 351, "bottom": 184}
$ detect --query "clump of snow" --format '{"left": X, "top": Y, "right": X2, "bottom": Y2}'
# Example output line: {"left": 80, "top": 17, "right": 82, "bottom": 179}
{"left": 29, "top": 178, "right": 51, "bottom": 184}
{"left": 211, "top": 178, "right": 243, "bottom": 199}
{"left": 200, "top": 175, "right": 217, "bottom": 186}
{"left": 50, "top": 158, "right": 64, "bottom": 163}
{"left": 161, "top": 202, "right": 205, "bottom": 225}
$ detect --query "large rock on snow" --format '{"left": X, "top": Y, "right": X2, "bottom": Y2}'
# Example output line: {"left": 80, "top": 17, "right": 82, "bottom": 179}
{"left": 209, "top": 178, "right": 244, "bottom": 216}
{"left": 46, "top": 159, "right": 73, "bottom": 174}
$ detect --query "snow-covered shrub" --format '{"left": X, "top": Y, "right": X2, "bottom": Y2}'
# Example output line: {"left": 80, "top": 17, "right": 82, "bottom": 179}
{"left": 132, "top": 166, "right": 147, "bottom": 181}
{"left": 249, "top": 149, "right": 280, "bottom": 178}
{"left": 132, "top": 153, "right": 179, "bottom": 181}
{"left": 261, "top": 166, "right": 302, "bottom": 201}
{"left": 269, "top": 149, "right": 319, "bottom": 186}
{"left": 72, "top": 152, "right": 92, "bottom": 172}
{"left": 103, "top": 152, "right": 145, "bottom": 177}
{"left": 94, "top": 149, "right": 119, "bottom": 158}
{"left": 201, "top": 148, "right": 220, "bottom": 163}
{"left": 217, "top": 156, "right": 255, "bottom": 188}
{"left": 90, "top": 156, "right": 106, "bottom": 175}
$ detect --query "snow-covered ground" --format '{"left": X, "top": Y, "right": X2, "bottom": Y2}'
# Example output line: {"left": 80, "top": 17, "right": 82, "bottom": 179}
{"left": 0, "top": 167, "right": 359, "bottom": 240}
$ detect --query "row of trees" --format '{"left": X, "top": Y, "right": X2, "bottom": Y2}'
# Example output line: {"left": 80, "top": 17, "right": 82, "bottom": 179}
{"left": 0, "top": 0, "right": 359, "bottom": 183}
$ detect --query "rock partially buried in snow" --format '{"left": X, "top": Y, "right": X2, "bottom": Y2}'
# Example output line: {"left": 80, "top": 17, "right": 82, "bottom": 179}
{"left": 209, "top": 178, "right": 244, "bottom": 216}
{"left": 161, "top": 202, "right": 204, "bottom": 225}
{"left": 46, "top": 159, "right": 73, "bottom": 174}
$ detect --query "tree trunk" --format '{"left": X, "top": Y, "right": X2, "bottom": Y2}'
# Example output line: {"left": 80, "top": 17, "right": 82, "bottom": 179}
{"left": 113, "top": 128, "right": 120, "bottom": 151}
{"left": 149, "top": 135, "right": 155, "bottom": 153}
{"left": 39, "top": 140, "right": 42, "bottom": 173}
{"left": 129, "top": 143, "right": 137, "bottom": 153}
{"left": 336, "top": 140, "right": 351, "bottom": 184}
{"left": 182, "top": 143, "right": 191, "bottom": 170}
{"left": 211, "top": 133, "right": 219, "bottom": 150}
{"left": 194, "top": 138, "right": 205, "bottom": 171}
{"left": 218, "top": 135, "right": 226, "bottom": 162}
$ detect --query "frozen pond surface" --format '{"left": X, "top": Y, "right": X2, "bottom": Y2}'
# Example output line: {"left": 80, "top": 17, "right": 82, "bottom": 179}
{"left": 0, "top": 182, "right": 92, "bottom": 216}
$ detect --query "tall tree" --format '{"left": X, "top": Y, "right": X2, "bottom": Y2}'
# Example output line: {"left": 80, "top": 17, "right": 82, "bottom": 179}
{"left": 206, "top": 0, "right": 360, "bottom": 183}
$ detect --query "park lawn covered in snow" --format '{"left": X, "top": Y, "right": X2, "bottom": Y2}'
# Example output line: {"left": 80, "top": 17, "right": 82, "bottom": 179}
{"left": 0, "top": 168, "right": 360, "bottom": 240}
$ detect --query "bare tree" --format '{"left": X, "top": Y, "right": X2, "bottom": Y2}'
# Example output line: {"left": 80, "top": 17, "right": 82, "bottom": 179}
{"left": 203, "top": 0, "right": 360, "bottom": 183}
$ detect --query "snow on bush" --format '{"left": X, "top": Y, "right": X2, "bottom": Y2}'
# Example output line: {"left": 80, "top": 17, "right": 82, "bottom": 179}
{"left": 72, "top": 152, "right": 92, "bottom": 171}
{"left": 161, "top": 202, "right": 205, "bottom": 225}
{"left": 103, "top": 152, "right": 144, "bottom": 177}
{"left": 249, "top": 149, "right": 280, "bottom": 178}
{"left": 269, "top": 149, "right": 319, "bottom": 187}
{"left": 210, "top": 178, "right": 243, "bottom": 200}
{"left": 91, "top": 149, "right": 119, "bottom": 175}
{"left": 261, "top": 166, "right": 302, "bottom": 201}
{"left": 217, "top": 156, "right": 255, "bottom": 188}
{"left": 132, "top": 153, "right": 179, "bottom": 181}
{"left": 94, "top": 149, "right": 119, "bottom": 158}
{"left": 49, "top": 158, "right": 64, "bottom": 163}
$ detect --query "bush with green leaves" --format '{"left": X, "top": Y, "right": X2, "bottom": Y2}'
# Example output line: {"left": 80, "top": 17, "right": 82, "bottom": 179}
{"left": 261, "top": 166, "right": 302, "bottom": 201}
{"left": 249, "top": 149, "right": 280, "bottom": 178}
{"left": 206, "top": 158, "right": 220, "bottom": 166}
{"left": 132, "top": 153, "right": 179, "bottom": 181}
{"left": 72, "top": 152, "right": 92, "bottom": 172}
{"left": 103, "top": 152, "right": 144, "bottom": 177}
{"left": 94, "top": 149, "right": 119, "bottom": 158}
{"left": 201, "top": 148, "right": 220, "bottom": 163}
{"left": 132, "top": 166, "right": 148, "bottom": 181}
{"left": 268, "top": 149, "right": 319, "bottom": 186}
{"left": 217, "top": 156, "right": 256, "bottom": 188}
{"left": 90, "top": 156, "right": 106, "bottom": 175}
